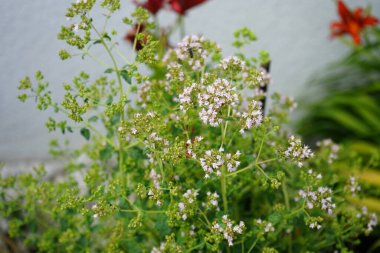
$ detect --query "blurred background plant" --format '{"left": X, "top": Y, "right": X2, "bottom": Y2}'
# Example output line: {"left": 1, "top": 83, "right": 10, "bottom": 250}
{"left": 296, "top": 1, "right": 380, "bottom": 251}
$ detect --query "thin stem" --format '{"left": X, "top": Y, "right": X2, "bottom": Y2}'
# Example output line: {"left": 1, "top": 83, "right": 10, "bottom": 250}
{"left": 179, "top": 15, "right": 185, "bottom": 39}
{"left": 119, "top": 209, "right": 165, "bottom": 214}
{"left": 91, "top": 23, "right": 124, "bottom": 101}
{"left": 91, "top": 23, "right": 126, "bottom": 176}
{"left": 247, "top": 237, "right": 259, "bottom": 253}
{"left": 255, "top": 133, "right": 266, "bottom": 163}
{"left": 256, "top": 158, "right": 276, "bottom": 165}
{"left": 186, "top": 243, "right": 205, "bottom": 253}
{"left": 131, "top": 23, "right": 141, "bottom": 59}
{"left": 227, "top": 163, "right": 254, "bottom": 177}
{"left": 221, "top": 106, "right": 231, "bottom": 148}
{"left": 227, "top": 157, "right": 276, "bottom": 177}
{"left": 282, "top": 180, "right": 290, "bottom": 210}
{"left": 282, "top": 180, "right": 292, "bottom": 253}
{"left": 83, "top": 51, "right": 111, "bottom": 68}
{"left": 221, "top": 169, "right": 228, "bottom": 213}
{"left": 198, "top": 208, "right": 211, "bottom": 226}
{"left": 286, "top": 203, "right": 305, "bottom": 219}
{"left": 255, "top": 164, "right": 271, "bottom": 180}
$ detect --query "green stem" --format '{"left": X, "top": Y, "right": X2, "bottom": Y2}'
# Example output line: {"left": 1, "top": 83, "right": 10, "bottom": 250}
{"left": 226, "top": 163, "right": 254, "bottom": 177}
{"left": 256, "top": 158, "right": 276, "bottom": 165}
{"left": 91, "top": 23, "right": 126, "bottom": 176}
{"left": 83, "top": 51, "right": 111, "bottom": 68}
{"left": 255, "top": 133, "right": 266, "bottom": 163}
{"left": 282, "top": 180, "right": 290, "bottom": 210}
{"left": 179, "top": 15, "right": 185, "bottom": 39}
{"left": 198, "top": 208, "right": 211, "bottom": 226}
{"left": 255, "top": 164, "right": 271, "bottom": 180}
{"left": 282, "top": 180, "right": 292, "bottom": 253}
{"left": 131, "top": 23, "right": 141, "bottom": 59}
{"left": 120, "top": 209, "right": 166, "bottom": 214}
{"left": 186, "top": 243, "right": 204, "bottom": 253}
{"left": 221, "top": 169, "right": 228, "bottom": 213}
{"left": 221, "top": 106, "right": 231, "bottom": 148}
{"left": 247, "top": 237, "right": 259, "bottom": 253}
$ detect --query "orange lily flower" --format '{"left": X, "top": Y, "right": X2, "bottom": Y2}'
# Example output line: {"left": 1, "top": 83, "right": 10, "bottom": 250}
{"left": 330, "top": 0, "right": 378, "bottom": 45}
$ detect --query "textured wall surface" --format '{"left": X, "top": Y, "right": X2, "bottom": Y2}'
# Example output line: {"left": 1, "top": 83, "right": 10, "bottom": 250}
{"left": 1, "top": 0, "right": 379, "bottom": 163}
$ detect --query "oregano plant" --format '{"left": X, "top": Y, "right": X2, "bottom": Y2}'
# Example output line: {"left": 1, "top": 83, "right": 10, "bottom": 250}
{"left": 1, "top": 1, "right": 378, "bottom": 252}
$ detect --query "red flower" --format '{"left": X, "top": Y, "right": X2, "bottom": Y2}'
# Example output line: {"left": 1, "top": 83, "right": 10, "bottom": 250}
{"left": 330, "top": 0, "right": 379, "bottom": 45}
{"left": 133, "top": 0, "right": 165, "bottom": 15}
{"left": 124, "top": 24, "right": 147, "bottom": 51}
{"left": 169, "top": 0, "right": 207, "bottom": 15}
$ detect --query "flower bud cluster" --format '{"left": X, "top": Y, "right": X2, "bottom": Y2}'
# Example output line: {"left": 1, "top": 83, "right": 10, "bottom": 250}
{"left": 178, "top": 83, "right": 197, "bottom": 112}
{"left": 236, "top": 100, "right": 263, "bottom": 134}
{"left": 166, "top": 62, "right": 185, "bottom": 82}
{"left": 137, "top": 80, "right": 172, "bottom": 108}
{"left": 256, "top": 218, "right": 275, "bottom": 233}
{"left": 164, "top": 35, "right": 207, "bottom": 71}
{"left": 280, "top": 95, "right": 298, "bottom": 112}
{"left": 148, "top": 169, "right": 163, "bottom": 206}
{"left": 305, "top": 216, "right": 323, "bottom": 230}
{"left": 176, "top": 189, "right": 198, "bottom": 221}
{"left": 199, "top": 148, "right": 241, "bottom": 178}
{"left": 219, "top": 56, "right": 246, "bottom": 72}
{"left": 298, "top": 186, "right": 335, "bottom": 215}
{"left": 346, "top": 176, "right": 361, "bottom": 196}
{"left": 316, "top": 139, "right": 340, "bottom": 164}
{"left": 202, "top": 191, "right": 220, "bottom": 211}
{"left": 198, "top": 78, "right": 239, "bottom": 126}
{"left": 284, "top": 135, "right": 313, "bottom": 167}
{"left": 211, "top": 215, "right": 245, "bottom": 247}
{"left": 185, "top": 136, "right": 203, "bottom": 159}
{"left": 151, "top": 234, "right": 183, "bottom": 253}
{"left": 256, "top": 67, "right": 271, "bottom": 88}
{"left": 355, "top": 206, "right": 378, "bottom": 234}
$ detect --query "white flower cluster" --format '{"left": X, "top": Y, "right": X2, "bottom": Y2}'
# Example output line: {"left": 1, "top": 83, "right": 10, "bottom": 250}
{"left": 178, "top": 83, "right": 197, "bottom": 112}
{"left": 199, "top": 148, "right": 241, "bottom": 178}
{"left": 148, "top": 169, "right": 163, "bottom": 206}
{"left": 284, "top": 135, "right": 313, "bottom": 167}
{"left": 280, "top": 95, "right": 298, "bottom": 112}
{"left": 166, "top": 62, "right": 185, "bottom": 81}
{"left": 144, "top": 132, "right": 170, "bottom": 152}
{"left": 219, "top": 56, "right": 246, "bottom": 72}
{"left": 202, "top": 191, "right": 220, "bottom": 211}
{"left": 309, "top": 221, "right": 322, "bottom": 230}
{"left": 236, "top": 100, "right": 263, "bottom": 134}
{"left": 211, "top": 215, "right": 245, "bottom": 247}
{"left": 256, "top": 219, "right": 275, "bottom": 233}
{"left": 252, "top": 87, "right": 266, "bottom": 101}
{"left": 177, "top": 189, "right": 198, "bottom": 221}
{"left": 347, "top": 176, "right": 361, "bottom": 196}
{"left": 356, "top": 206, "right": 378, "bottom": 234}
{"left": 257, "top": 67, "right": 271, "bottom": 87}
{"left": 367, "top": 213, "right": 378, "bottom": 234}
{"left": 198, "top": 78, "right": 239, "bottom": 126}
{"left": 298, "top": 187, "right": 335, "bottom": 215}
{"left": 171, "top": 35, "right": 207, "bottom": 71}
{"left": 316, "top": 139, "right": 340, "bottom": 164}
{"left": 185, "top": 136, "right": 203, "bottom": 159}
{"left": 151, "top": 244, "right": 165, "bottom": 253}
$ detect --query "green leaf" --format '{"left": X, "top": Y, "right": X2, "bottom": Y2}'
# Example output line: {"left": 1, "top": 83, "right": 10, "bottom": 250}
{"left": 80, "top": 128, "right": 90, "bottom": 141}
{"left": 99, "top": 144, "right": 113, "bottom": 160}
{"left": 120, "top": 70, "right": 132, "bottom": 84}
{"left": 268, "top": 213, "right": 281, "bottom": 224}
{"left": 104, "top": 68, "right": 114, "bottom": 74}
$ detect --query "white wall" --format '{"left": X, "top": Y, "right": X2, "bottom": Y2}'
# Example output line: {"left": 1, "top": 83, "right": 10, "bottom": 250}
{"left": 1, "top": 0, "right": 379, "bottom": 161}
